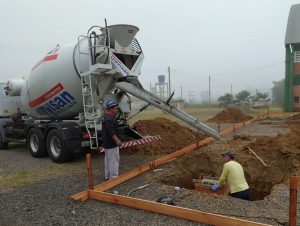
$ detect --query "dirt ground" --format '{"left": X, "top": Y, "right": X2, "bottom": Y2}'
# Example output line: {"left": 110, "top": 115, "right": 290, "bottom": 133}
{"left": 128, "top": 110, "right": 300, "bottom": 201}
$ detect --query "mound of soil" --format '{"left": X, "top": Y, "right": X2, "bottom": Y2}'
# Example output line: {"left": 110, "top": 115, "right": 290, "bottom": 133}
{"left": 125, "top": 117, "right": 207, "bottom": 155}
{"left": 207, "top": 107, "right": 253, "bottom": 123}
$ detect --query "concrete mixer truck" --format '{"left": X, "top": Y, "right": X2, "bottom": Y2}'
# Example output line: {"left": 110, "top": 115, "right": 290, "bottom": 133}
{"left": 1, "top": 24, "right": 221, "bottom": 163}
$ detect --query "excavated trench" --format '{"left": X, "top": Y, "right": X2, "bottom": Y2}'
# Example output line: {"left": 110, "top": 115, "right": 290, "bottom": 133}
{"left": 130, "top": 112, "right": 300, "bottom": 201}
{"left": 157, "top": 148, "right": 276, "bottom": 201}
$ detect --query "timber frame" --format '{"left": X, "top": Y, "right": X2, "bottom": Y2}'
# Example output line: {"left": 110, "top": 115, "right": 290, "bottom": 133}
{"left": 72, "top": 114, "right": 275, "bottom": 226}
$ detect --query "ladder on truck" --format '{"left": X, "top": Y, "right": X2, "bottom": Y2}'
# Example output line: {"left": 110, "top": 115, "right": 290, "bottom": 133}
{"left": 77, "top": 28, "right": 112, "bottom": 149}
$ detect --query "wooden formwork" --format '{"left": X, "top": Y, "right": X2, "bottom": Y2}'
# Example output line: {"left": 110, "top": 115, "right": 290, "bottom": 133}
{"left": 72, "top": 114, "right": 278, "bottom": 226}
{"left": 88, "top": 189, "right": 270, "bottom": 226}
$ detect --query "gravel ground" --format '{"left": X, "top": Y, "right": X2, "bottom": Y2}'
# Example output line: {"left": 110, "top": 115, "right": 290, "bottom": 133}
{"left": 0, "top": 120, "right": 299, "bottom": 226}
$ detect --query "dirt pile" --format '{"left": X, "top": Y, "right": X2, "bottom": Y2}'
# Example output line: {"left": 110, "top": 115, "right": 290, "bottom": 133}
{"left": 125, "top": 117, "right": 207, "bottom": 155}
{"left": 207, "top": 107, "right": 253, "bottom": 123}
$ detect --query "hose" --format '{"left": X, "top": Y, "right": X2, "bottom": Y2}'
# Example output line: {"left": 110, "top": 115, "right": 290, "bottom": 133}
{"left": 127, "top": 184, "right": 151, "bottom": 197}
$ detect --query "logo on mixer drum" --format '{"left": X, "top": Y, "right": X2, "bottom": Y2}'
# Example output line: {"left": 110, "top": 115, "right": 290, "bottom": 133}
{"left": 31, "top": 46, "right": 60, "bottom": 71}
{"left": 28, "top": 83, "right": 77, "bottom": 116}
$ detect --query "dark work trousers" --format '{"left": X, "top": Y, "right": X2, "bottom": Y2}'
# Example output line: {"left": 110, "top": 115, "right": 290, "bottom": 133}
{"left": 230, "top": 188, "right": 251, "bottom": 200}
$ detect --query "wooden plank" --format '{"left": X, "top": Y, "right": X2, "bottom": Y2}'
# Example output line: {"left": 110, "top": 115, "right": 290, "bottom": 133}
{"left": 71, "top": 163, "right": 152, "bottom": 201}
{"left": 89, "top": 190, "right": 271, "bottom": 226}
{"left": 220, "top": 117, "right": 258, "bottom": 136}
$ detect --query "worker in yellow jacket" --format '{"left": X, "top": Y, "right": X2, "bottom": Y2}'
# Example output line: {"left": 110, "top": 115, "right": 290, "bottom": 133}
{"left": 211, "top": 151, "right": 250, "bottom": 200}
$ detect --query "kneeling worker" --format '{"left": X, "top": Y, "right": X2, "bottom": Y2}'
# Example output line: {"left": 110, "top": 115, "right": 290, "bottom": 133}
{"left": 211, "top": 151, "right": 250, "bottom": 200}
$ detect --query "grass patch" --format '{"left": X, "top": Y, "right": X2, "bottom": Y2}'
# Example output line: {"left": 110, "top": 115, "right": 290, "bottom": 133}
{"left": 0, "top": 164, "right": 84, "bottom": 194}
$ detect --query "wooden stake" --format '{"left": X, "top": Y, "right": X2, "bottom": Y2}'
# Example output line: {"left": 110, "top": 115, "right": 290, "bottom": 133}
{"left": 289, "top": 176, "right": 298, "bottom": 226}
{"left": 247, "top": 147, "right": 268, "bottom": 167}
{"left": 151, "top": 148, "right": 156, "bottom": 170}
{"left": 89, "top": 190, "right": 271, "bottom": 226}
{"left": 86, "top": 154, "right": 94, "bottom": 190}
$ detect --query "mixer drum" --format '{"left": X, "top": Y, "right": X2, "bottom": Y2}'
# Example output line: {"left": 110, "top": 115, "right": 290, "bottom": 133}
{"left": 20, "top": 39, "right": 91, "bottom": 119}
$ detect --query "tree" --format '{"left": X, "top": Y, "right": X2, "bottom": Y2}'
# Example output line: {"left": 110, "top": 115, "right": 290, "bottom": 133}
{"left": 217, "top": 93, "right": 234, "bottom": 107}
{"left": 235, "top": 90, "right": 250, "bottom": 104}
{"left": 271, "top": 79, "right": 284, "bottom": 106}
{"left": 251, "top": 90, "right": 270, "bottom": 102}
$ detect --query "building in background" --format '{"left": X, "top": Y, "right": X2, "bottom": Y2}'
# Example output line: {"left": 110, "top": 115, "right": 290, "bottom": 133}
{"left": 285, "top": 4, "right": 300, "bottom": 112}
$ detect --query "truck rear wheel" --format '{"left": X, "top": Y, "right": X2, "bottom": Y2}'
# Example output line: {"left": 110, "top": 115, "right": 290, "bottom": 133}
{"left": 27, "top": 128, "right": 47, "bottom": 157}
{"left": 0, "top": 136, "right": 8, "bottom": 149}
{"left": 47, "top": 129, "right": 70, "bottom": 163}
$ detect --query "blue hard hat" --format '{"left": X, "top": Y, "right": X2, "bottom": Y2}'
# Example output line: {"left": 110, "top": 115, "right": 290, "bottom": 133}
{"left": 106, "top": 99, "right": 118, "bottom": 109}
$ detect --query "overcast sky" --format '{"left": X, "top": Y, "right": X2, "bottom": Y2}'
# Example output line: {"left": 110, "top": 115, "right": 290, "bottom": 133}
{"left": 0, "top": 0, "right": 299, "bottom": 101}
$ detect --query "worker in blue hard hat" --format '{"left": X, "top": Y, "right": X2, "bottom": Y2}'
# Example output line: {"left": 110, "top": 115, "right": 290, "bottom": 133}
{"left": 211, "top": 151, "right": 250, "bottom": 200}
{"left": 102, "top": 99, "right": 122, "bottom": 180}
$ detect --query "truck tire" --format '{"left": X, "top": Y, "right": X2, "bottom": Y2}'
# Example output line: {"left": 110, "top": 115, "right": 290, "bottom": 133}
{"left": 0, "top": 136, "right": 8, "bottom": 149}
{"left": 27, "top": 128, "right": 47, "bottom": 157}
{"left": 47, "top": 129, "right": 70, "bottom": 163}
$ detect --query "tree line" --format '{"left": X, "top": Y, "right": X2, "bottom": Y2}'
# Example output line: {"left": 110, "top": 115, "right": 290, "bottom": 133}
{"left": 217, "top": 79, "right": 284, "bottom": 107}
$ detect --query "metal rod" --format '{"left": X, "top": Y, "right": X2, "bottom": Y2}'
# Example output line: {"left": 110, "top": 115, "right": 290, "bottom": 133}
{"left": 289, "top": 176, "right": 297, "bottom": 226}
{"left": 86, "top": 154, "right": 94, "bottom": 190}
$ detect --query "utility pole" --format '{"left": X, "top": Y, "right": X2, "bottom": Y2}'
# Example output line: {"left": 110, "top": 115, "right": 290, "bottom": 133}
{"left": 209, "top": 75, "right": 211, "bottom": 103}
{"left": 181, "top": 85, "right": 183, "bottom": 100}
{"left": 168, "top": 66, "right": 171, "bottom": 96}
{"left": 189, "top": 91, "right": 195, "bottom": 104}
{"left": 150, "top": 83, "right": 152, "bottom": 93}
{"left": 231, "top": 84, "right": 233, "bottom": 96}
